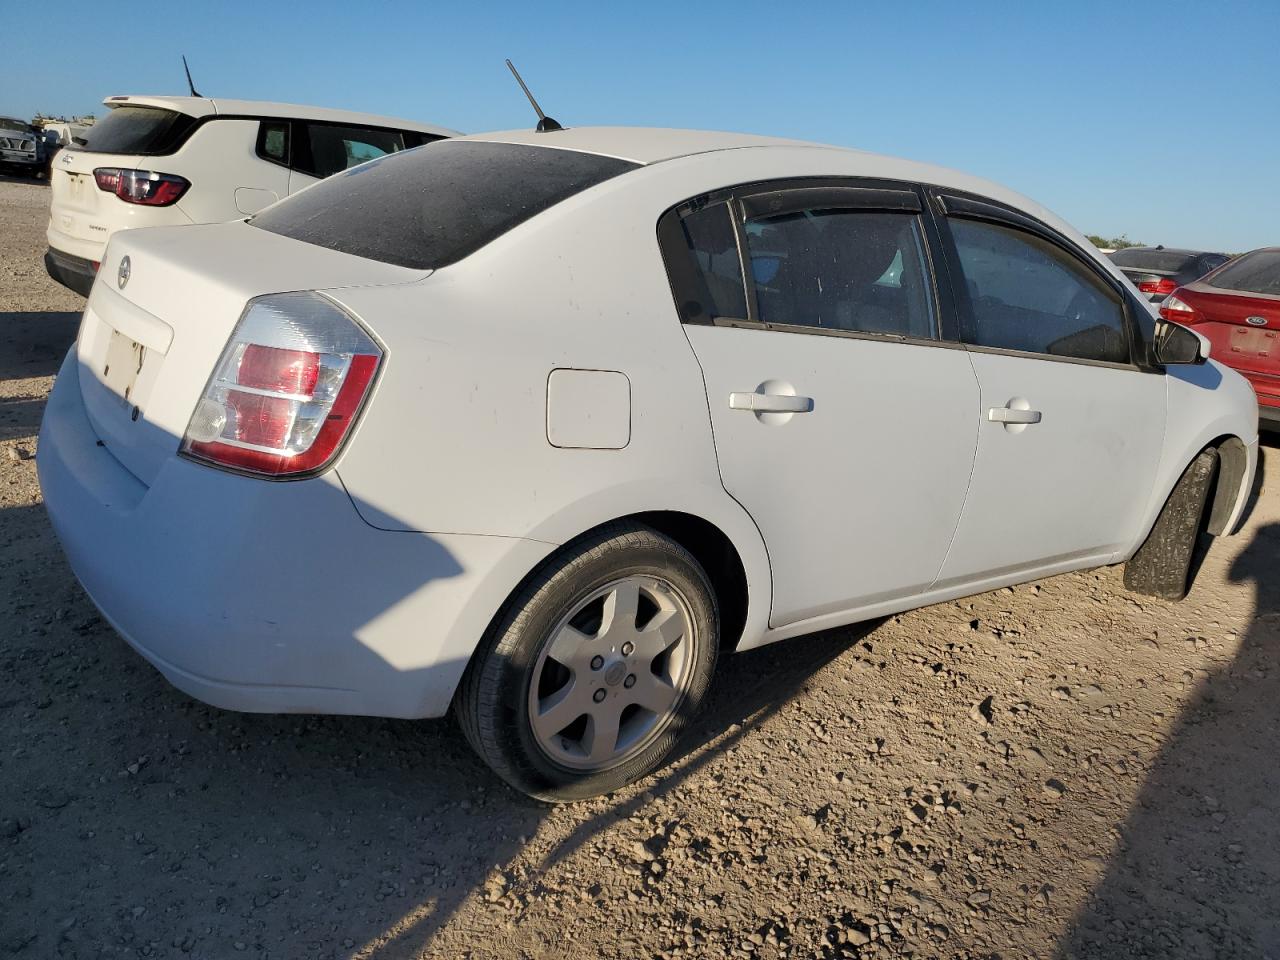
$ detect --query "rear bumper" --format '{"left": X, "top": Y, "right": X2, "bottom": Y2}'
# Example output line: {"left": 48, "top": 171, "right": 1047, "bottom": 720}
{"left": 37, "top": 351, "right": 551, "bottom": 718}
{"left": 44, "top": 247, "right": 96, "bottom": 297}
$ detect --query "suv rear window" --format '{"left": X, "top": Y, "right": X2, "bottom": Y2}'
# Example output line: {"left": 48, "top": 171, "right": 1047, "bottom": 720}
{"left": 1109, "top": 248, "right": 1198, "bottom": 272}
{"left": 78, "top": 106, "right": 199, "bottom": 154}
{"left": 249, "top": 140, "right": 639, "bottom": 270}
{"left": 1206, "top": 250, "right": 1280, "bottom": 296}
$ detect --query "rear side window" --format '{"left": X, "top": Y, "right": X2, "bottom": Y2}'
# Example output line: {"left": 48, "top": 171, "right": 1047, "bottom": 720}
{"left": 951, "top": 219, "right": 1129, "bottom": 364}
{"left": 668, "top": 203, "right": 748, "bottom": 321}
{"left": 1205, "top": 250, "right": 1280, "bottom": 296}
{"left": 79, "top": 106, "right": 198, "bottom": 154}
{"left": 743, "top": 208, "right": 934, "bottom": 338}
{"left": 298, "top": 123, "right": 408, "bottom": 179}
{"left": 257, "top": 121, "right": 289, "bottom": 165}
{"left": 250, "top": 140, "right": 639, "bottom": 270}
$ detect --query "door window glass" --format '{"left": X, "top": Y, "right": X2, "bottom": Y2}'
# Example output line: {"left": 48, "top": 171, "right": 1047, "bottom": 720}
{"left": 742, "top": 209, "right": 935, "bottom": 338}
{"left": 671, "top": 203, "right": 748, "bottom": 321}
{"left": 950, "top": 219, "right": 1129, "bottom": 363}
{"left": 304, "top": 124, "right": 406, "bottom": 178}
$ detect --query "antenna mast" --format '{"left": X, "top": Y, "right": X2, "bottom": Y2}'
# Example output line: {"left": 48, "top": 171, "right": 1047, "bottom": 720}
{"left": 183, "top": 56, "right": 202, "bottom": 98}
{"left": 505, "top": 59, "right": 563, "bottom": 133}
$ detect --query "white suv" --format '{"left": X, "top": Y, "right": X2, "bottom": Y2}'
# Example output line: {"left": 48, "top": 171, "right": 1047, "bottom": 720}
{"left": 45, "top": 95, "right": 458, "bottom": 295}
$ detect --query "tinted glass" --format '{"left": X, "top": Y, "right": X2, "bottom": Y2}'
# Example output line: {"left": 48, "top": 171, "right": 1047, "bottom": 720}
{"left": 672, "top": 204, "right": 747, "bottom": 320}
{"left": 743, "top": 209, "right": 934, "bottom": 338}
{"left": 259, "top": 121, "right": 288, "bottom": 163}
{"left": 1109, "top": 248, "right": 1199, "bottom": 272}
{"left": 0, "top": 118, "right": 34, "bottom": 133}
{"left": 951, "top": 219, "right": 1128, "bottom": 363}
{"left": 1206, "top": 250, "right": 1280, "bottom": 296}
{"left": 303, "top": 124, "right": 406, "bottom": 178}
{"left": 251, "top": 140, "right": 639, "bottom": 270}
{"left": 79, "top": 106, "right": 197, "bottom": 154}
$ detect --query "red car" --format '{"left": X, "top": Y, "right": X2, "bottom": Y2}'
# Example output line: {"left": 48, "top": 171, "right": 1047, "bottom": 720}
{"left": 1161, "top": 247, "right": 1280, "bottom": 430}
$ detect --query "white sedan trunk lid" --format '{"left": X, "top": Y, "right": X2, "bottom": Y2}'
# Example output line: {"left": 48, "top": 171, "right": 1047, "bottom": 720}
{"left": 76, "top": 221, "right": 426, "bottom": 486}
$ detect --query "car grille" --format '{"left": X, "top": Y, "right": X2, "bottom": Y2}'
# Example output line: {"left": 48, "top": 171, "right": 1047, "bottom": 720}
{"left": 0, "top": 137, "right": 36, "bottom": 151}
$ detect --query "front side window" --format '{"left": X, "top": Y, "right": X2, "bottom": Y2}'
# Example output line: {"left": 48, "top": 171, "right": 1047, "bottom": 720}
{"left": 743, "top": 208, "right": 935, "bottom": 339}
{"left": 950, "top": 218, "right": 1129, "bottom": 364}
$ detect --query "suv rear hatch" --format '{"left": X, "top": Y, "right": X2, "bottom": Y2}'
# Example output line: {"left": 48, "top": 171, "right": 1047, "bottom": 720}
{"left": 76, "top": 221, "right": 426, "bottom": 486}
{"left": 49, "top": 102, "right": 205, "bottom": 255}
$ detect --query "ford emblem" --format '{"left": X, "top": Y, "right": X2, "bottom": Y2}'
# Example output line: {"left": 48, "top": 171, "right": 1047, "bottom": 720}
{"left": 1246, "top": 316, "right": 1267, "bottom": 326}
{"left": 117, "top": 256, "right": 131, "bottom": 290}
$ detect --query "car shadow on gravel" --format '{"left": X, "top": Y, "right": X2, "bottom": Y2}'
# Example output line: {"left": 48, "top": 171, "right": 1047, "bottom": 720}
{"left": 1057, "top": 519, "right": 1280, "bottom": 958}
{"left": 0, "top": 470, "right": 874, "bottom": 959}
{"left": 1, "top": 311, "right": 80, "bottom": 382}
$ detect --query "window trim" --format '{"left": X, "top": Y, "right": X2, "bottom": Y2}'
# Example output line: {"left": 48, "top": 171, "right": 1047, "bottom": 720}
{"left": 931, "top": 190, "right": 1153, "bottom": 371}
{"left": 657, "top": 176, "right": 950, "bottom": 347}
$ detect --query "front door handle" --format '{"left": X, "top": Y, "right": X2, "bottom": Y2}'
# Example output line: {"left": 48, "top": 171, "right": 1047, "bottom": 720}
{"left": 987, "top": 406, "right": 1042, "bottom": 424}
{"left": 729, "top": 392, "right": 814, "bottom": 413}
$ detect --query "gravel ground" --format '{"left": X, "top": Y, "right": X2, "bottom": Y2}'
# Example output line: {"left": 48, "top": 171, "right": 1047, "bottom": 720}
{"left": 2, "top": 177, "right": 1279, "bottom": 960}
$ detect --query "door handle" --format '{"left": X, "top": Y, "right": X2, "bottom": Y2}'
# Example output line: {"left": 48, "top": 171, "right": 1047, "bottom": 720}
{"left": 987, "top": 406, "right": 1041, "bottom": 424}
{"left": 729, "top": 392, "right": 814, "bottom": 413}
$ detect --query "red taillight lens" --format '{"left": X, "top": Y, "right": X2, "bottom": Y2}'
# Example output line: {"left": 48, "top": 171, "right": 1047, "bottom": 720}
{"left": 92, "top": 167, "right": 190, "bottom": 206}
{"left": 1138, "top": 277, "right": 1179, "bottom": 295}
{"left": 237, "top": 345, "right": 321, "bottom": 395}
{"left": 181, "top": 293, "right": 382, "bottom": 478}
{"left": 1159, "top": 293, "right": 1201, "bottom": 324}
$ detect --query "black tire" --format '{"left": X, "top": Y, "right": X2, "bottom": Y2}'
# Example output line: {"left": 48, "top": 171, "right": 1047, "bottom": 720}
{"left": 455, "top": 523, "right": 719, "bottom": 802}
{"left": 1123, "top": 448, "right": 1219, "bottom": 600}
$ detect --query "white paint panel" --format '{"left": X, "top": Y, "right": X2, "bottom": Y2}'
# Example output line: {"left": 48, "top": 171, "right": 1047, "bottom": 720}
{"left": 935, "top": 353, "right": 1167, "bottom": 585}
{"left": 547, "top": 369, "right": 630, "bottom": 449}
{"left": 686, "top": 325, "right": 981, "bottom": 626}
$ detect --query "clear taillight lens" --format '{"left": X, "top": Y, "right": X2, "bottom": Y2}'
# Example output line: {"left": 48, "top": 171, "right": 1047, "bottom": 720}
{"left": 1159, "top": 293, "right": 1200, "bottom": 324}
{"left": 181, "top": 292, "right": 382, "bottom": 478}
{"left": 93, "top": 167, "right": 190, "bottom": 206}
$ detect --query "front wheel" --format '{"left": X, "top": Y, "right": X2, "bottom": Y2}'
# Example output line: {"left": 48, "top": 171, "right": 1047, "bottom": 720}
{"left": 456, "top": 524, "right": 719, "bottom": 802}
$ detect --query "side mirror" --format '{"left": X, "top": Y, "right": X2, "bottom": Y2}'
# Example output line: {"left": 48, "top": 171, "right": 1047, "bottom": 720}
{"left": 1155, "top": 320, "right": 1208, "bottom": 365}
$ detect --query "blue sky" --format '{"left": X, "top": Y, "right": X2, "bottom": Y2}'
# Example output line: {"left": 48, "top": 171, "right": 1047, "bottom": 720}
{"left": 9, "top": 0, "right": 1277, "bottom": 252}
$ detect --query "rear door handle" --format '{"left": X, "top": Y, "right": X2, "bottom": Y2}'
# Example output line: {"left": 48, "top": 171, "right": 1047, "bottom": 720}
{"left": 987, "top": 406, "right": 1042, "bottom": 424}
{"left": 729, "top": 392, "right": 814, "bottom": 413}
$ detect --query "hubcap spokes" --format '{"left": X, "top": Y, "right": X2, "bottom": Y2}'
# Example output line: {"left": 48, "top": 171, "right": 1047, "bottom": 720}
{"left": 529, "top": 577, "right": 694, "bottom": 771}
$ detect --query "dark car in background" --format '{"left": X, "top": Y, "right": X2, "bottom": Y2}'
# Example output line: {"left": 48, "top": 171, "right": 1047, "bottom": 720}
{"left": 1161, "top": 247, "right": 1280, "bottom": 429}
{"left": 1110, "top": 246, "right": 1231, "bottom": 303}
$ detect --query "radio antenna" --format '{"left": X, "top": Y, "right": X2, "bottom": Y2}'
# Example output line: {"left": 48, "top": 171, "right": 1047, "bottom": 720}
{"left": 183, "top": 55, "right": 203, "bottom": 98}
{"left": 505, "top": 59, "right": 563, "bottom": 133}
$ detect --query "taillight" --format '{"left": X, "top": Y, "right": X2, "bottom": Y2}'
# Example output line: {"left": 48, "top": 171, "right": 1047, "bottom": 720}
{"left": 1137, "top": 277, "right": 1179, "bottom": 296}
{"left": 93, "top": 167, "right": 189, "bottom": 206}
{"left": 1159, "top": 293, "right": 1201, "bottom": 325}
{"left": 181, "top": 293, "right": 382, "bottom": 478}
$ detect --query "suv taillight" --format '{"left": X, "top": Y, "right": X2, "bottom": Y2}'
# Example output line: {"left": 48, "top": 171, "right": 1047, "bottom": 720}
{"left": 93, "top": 167, "right": 190, "bottom": 206}
{"left": 1138, "top": 277, "right": 1178, "bottom": 296}
{"left": 1159, "top": 293, "right": 1202, "bottom": 325}
{"left": 181, "top": 293, "right": 382, "bottom": 478}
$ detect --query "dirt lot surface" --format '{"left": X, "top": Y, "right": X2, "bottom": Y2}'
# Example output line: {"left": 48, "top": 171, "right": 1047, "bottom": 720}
{"left": 2, "top": 177, "right": 1279, "bottom": 959}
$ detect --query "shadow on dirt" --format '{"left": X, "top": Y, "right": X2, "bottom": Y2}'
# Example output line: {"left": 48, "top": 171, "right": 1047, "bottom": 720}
{"left": 1, "top": 311, "right": 80, "bottom": 382}
{"left": 1057, "top": 518, "right": 1280, "bottom": 958}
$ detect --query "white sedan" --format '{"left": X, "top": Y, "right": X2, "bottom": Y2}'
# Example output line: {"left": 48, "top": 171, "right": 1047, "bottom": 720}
{"left": 38, "top": 127, "right": 1258, "bottom": 800}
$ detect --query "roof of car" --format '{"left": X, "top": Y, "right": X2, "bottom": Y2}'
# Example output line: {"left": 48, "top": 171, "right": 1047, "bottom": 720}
{"left": 461, "top": 126, "right": 821, "bottom": 164}
{"left": 102, "top": 95, "right": 459, "bottom": 137}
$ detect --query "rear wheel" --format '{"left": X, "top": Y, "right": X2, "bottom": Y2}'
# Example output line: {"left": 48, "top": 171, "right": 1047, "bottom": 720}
{"left": 456, "top": 524, "right": 719, "bottom": 801}
{"left": 1123, "top": 448, "right": 1219, "bottom": 600}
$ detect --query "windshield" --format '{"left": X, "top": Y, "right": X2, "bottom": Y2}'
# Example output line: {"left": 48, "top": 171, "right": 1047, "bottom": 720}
{"left": 1109, "top": 248, "right": 1199, "bottom": 272}
{"left": 250, "top": 140, "right": 640, "bottom": 270}
{"left": 1205, "top": 250, "right": 1280, "bottom": 297}
{"left": 79, "top": 106, "right": 198, "bottom": 154}
{"left": 0, "top": 117, "right": 34, "bottom": 133}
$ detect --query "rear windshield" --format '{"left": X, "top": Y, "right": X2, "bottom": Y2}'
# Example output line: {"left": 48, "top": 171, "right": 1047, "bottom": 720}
{"left": 1109, "top": 248, "right": 1198, "bottom": 272}
{"left": 1206, "top": 250, "right": 1280, "bottom": 296}
{"left": 249, "top": 140, "right": 640, "bottom": 270}
{"left": 79, "top": 106, "right": 198, "bottom": 154}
